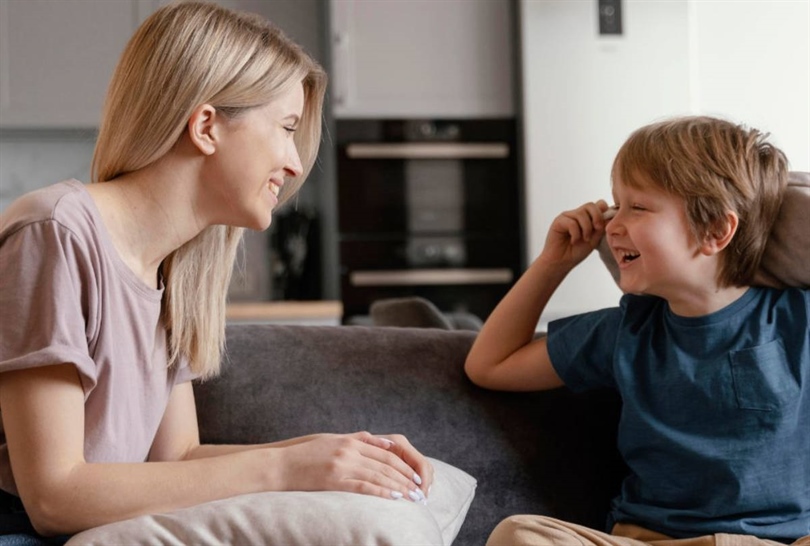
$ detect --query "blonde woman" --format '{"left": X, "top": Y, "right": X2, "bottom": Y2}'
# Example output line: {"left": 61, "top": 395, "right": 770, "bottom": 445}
{"left": 0, "top": 2, "right": 432, "bottom": 542}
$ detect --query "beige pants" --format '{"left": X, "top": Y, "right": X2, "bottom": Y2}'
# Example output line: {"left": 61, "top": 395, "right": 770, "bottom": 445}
{"left": 486, "top": 515, "right": 810, "bottom": 546}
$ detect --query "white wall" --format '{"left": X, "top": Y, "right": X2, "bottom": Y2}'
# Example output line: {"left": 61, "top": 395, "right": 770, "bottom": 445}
{"left": 521, "top": 0, "right": 810, "bottom": 324}
{"left": 693, "top": 0, "right": 810, "bottom": 172}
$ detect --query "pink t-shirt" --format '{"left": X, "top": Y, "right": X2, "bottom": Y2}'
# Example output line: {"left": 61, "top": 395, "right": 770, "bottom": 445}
{"left": 0, "top": 179, "right": 194, "bottom": 495}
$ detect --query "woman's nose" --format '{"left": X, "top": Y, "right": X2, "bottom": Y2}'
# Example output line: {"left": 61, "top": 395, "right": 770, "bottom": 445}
{"left": 285, "top": 142, "right": 304, "bottom": 178}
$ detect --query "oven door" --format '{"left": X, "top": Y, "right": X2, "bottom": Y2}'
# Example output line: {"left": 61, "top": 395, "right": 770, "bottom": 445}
{"left": 338, "top": 142, "right": 516, "bottom": 236}
{"left": 336, "top": 119, "right": 522, "bottom": 321}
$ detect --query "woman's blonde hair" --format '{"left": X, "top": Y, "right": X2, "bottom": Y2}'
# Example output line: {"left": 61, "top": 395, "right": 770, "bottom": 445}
{"left": 612, "top": 116, "right": 788, "bottom": 287}
{"left": 91, "top": 1, "right": 326, "bottom": 378}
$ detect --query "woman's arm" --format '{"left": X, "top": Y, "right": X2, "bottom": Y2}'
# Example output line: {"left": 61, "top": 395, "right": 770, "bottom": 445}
{"left": 465, "top": 200, "right": 608, "bottom": 391}
{"left": 150, "top": 382, "right": 433, "bottom": 494}
{"left": 0, "top": 365, "right": 430, "bottom": 537}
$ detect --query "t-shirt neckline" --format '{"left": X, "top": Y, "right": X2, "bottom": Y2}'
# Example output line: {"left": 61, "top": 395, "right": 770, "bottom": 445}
{"left": 64, "top": 179, "right": 164, "bottom": 302}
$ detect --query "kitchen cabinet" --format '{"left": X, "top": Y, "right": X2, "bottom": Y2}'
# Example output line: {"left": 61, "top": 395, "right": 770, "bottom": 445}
{"left": 0, "top": 0, "right": 161, "bottom": 129}
{"left": 329, "top": 0, "right": 514, "bottom": 118}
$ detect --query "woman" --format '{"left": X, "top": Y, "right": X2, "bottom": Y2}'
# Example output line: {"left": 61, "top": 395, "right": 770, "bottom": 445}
{"left": 0, "top": 2, "right": 432, "bottom": 542}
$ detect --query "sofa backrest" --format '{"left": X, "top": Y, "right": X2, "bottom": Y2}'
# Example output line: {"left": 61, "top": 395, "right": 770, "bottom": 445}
{"left": 194, "top": 324, "right": 626, "bottom": 544}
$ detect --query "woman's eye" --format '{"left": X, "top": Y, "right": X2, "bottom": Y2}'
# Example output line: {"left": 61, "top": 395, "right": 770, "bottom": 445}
{"left": 283, "top": 126, "right": 297, "bottom": 134}
{"left": 631, "top": 204, "right": 646, "bottom": 211}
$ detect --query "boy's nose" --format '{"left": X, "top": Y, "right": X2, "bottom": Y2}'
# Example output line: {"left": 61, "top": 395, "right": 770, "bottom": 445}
{"left": 605, "top": 211, "right": 624, "bottom": 236}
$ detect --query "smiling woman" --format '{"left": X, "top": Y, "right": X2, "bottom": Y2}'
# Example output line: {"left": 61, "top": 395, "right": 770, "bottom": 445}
{"left": 0, "top": 2, "right": 435, "bottom": 543}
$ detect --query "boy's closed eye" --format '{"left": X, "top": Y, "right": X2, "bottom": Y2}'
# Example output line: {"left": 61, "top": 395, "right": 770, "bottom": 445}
{"left": 611, "top": 203, "right": 647, "bottom": 212}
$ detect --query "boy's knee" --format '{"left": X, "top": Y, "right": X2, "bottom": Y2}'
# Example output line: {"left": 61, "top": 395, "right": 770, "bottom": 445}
{"left": 486, "top": 515, "right": 563, "bottom": 546}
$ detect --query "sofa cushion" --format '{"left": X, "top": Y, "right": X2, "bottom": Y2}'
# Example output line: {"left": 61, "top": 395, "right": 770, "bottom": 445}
{"left": 65, "top": 457, "right": 475, "bottom": 546}
{"left": 598, "top": 171, "right": 810, "bottom": 288}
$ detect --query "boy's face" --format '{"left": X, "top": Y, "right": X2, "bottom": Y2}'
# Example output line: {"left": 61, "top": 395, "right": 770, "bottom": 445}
{"left": 608, "top": 175, "right": 715, "bottom": 308}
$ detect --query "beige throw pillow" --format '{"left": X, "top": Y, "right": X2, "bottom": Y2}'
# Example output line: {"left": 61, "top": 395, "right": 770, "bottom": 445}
{"left": 65, "top": 457, "right": 476, "bottom": 546}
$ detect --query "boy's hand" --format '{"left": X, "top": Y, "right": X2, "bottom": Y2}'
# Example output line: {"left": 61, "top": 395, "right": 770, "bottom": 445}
{"left": 542, "top": 200, "right": 609, "bottom": 268}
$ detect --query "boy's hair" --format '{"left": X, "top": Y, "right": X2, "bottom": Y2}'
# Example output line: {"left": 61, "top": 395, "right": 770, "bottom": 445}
{"left": 612, "top": 116, "right": 789, "bottom": 287}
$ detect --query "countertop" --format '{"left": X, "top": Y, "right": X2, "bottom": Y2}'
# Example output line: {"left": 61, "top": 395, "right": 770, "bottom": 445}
{"left": 226, "top": 300, "right": 343, "bottom": 325}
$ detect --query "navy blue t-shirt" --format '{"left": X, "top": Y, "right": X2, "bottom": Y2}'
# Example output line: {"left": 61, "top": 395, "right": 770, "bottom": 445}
{"left": 547, "top": 287, "right": 810, "bottom": 542}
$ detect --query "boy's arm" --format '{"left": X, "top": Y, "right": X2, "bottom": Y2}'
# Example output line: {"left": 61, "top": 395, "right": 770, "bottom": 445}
{"left": 465, "top": 200, "right": 608, "bottom": 391}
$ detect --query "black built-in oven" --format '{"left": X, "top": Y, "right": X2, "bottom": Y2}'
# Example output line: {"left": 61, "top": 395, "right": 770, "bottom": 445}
{"left": 336, "top": 119, "right": 523, "bottom": 321}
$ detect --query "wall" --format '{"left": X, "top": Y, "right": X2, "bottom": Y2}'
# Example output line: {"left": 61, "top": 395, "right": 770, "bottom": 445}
{"left": 520, "top": 0, "right": 810, "bottom": 325}
{"left": 0, "top": 132, "right": 95, "bottom": 211}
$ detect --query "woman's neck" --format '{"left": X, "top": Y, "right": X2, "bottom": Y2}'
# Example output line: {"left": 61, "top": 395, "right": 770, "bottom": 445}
{"left": 85, "top": 154, "right": 208, "bottom": 288}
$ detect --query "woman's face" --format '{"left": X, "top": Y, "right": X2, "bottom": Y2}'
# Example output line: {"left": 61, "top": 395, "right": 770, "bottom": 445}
{"left": 204, "top": 81, "right": 305, "bottom": 230}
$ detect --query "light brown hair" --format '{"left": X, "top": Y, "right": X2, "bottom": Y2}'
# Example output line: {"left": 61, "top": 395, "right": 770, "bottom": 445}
{"left": 612, "top": 116, "right": 788, "bottom": 287}
{"left": 91, "top": 1, "right": 327, "bottom": 378}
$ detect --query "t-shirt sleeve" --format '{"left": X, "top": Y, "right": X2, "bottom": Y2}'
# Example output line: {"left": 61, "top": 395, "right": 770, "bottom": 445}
{"left": 0, "top": 220, "right": 99, "bottom": 394}
{"left": 172, "top": 354, "right": 198, "bottom": 385}
{"left": 546, "top": 306, "right": 622, "bottom": 392}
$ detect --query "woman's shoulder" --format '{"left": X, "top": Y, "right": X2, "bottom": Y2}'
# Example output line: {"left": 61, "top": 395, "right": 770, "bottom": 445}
{"left": 0, "top": 179, "right": 92, "bottom": 239}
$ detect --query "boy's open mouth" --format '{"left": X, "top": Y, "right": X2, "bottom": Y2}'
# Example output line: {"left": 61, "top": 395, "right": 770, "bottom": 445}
{"left": 618, "top": 250, "right": 640, "bottom": 264}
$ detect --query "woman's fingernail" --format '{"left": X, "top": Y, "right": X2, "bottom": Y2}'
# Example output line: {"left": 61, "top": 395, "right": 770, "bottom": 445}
{"left": 428, "top": 485, "right": 432, "bottom": 496}
{"left": 390, "top": 491, "right": 403, "bottom": 500}
{"left": 417, "top": 488, "right": 426, "bottom": 501}
{"left": 408, "top": 490, "right": 421, "bottom": 502}
{"left": 379, "top": 438, "right": 395, "bottom": 448}
{"left": 413, "top": 473, "right": 423, "bottom": 485}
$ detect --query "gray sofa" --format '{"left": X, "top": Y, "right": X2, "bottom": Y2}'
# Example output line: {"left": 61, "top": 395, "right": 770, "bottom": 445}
{"left": 193, "top": 324, "right": 626, "bottom": 546}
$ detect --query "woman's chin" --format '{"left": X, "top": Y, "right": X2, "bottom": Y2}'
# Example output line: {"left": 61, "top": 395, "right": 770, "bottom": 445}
{"left": 231, "top": 212, "right": 272, "bottom": 231}
{"left": 249, "top": 216, "right": 272, "bottom": 231}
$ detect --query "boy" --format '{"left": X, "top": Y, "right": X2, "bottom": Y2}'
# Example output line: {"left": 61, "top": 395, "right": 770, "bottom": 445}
{"left": 465, "top": 116, "right": 809, "bottom": 545}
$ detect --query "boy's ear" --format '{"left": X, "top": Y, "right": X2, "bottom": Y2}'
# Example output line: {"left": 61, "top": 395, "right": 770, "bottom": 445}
{"left": 187, "top": 104, "right": 218, "bottom": 156}
{"left": 700, "top": 211, "right": 739, "bottom": 256}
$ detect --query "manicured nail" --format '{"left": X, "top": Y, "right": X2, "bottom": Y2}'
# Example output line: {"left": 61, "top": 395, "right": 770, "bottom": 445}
{"left": 428, "top": 485, "right": 432, "bottom": 496}
{"left": 390, "top": 491, "right": 403, "bottom": 500}
{"left": 413, "top": 473, "right": 423, "bottom": 485}
{"left": 408, "top": 490, "right": 421, "bottom": 502}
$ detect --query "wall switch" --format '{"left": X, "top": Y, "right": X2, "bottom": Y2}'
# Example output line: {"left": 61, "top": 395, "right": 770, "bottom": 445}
{"left": 598, "top": 0, "right": 623, "bottom": 35}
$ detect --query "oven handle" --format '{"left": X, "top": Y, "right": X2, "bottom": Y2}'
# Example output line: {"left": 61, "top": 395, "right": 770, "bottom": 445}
{"left": 345, "top": 142, "right": 509, "bottom": 159}
{"left": 350, "top": 268, "right": 514, "bottom": 287}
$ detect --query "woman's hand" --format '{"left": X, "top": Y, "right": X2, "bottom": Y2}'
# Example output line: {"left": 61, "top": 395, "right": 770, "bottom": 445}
{"left": 273, "top": 431, "right": 433, "bottom": 503}
{"left": 540, "top": 200, "right": 609, "bottom": 268}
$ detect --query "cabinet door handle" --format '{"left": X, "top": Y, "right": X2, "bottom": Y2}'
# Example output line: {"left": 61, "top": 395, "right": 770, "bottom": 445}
{"left": 345, "top": 142, "right": 509, "bottom": 160}
{"left": 349, "top": 268, "right": 513, "bottom": 287}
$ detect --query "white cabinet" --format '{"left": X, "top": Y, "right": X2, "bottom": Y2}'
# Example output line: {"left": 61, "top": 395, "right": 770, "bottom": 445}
{"left": 0, "top": 0, "right": 159, "bottom": 129}
{"left": 330, "top": 0, "right": 514, "bottom": 118}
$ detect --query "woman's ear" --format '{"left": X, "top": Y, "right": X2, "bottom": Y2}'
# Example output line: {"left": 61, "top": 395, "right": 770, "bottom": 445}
{"left": 187, "top": 104, "right": 218, "bottom": 156}
{"left": 700, "top": 211, "right": 739, "bottom": 256}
